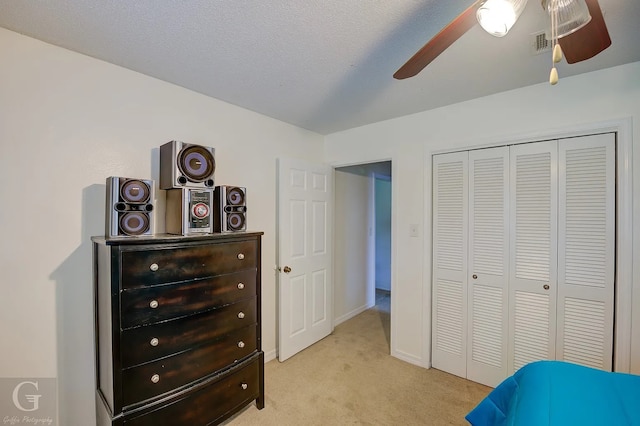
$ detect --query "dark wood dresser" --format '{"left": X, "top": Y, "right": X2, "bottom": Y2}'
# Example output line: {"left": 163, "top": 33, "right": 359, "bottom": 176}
{"left": 92, "top": 232, "right": 264, "bottom": 426}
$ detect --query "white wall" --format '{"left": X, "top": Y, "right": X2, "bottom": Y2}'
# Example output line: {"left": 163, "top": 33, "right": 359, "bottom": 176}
{"left": 0, "top": 28, "right": 324, "bottom": 425}
{"left": 325, "top": 61, "right": 640, "bottom": 372}
{"left": 333, "top": 169, "right": 375, "bottom": 324}
{"left": 375, "top": 177, "right": 392, "bottom": 292}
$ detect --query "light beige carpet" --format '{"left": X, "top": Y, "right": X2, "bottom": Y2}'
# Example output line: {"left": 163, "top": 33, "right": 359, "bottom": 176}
{"left": 225, "top": 291, "right": 491, "bottom": 425}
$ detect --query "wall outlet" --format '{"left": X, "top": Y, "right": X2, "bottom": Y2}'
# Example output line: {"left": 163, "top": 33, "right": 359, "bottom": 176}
{"left": 409, "top": 224, "right": 419, "bottom": 238}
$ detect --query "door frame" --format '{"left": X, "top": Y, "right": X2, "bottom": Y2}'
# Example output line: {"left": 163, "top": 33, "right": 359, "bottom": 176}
{"left": 427, "top": 117, "right": 633, "bottom": 373}
{"left": 330, "top": 159, "right": 395, "bottom": 353}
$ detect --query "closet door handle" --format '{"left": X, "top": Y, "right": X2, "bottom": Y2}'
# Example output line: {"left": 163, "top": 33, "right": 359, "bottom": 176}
{"left": 472, "top": 274, "right": 478, "bottom": 280}
{"left": 543, "top": 284, "right": 550, "bottom": 290}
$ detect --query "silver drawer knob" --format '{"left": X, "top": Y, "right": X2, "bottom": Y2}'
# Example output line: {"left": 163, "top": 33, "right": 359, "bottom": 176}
{"left": 241, "top": 383, "right": 248, "bottom": 390}
{"left": 237, "top": 282, "right": 245, "bottom": 290}
{"left": 150, "top": 263, "right": 159, "bottom": 272}
{"left": 237, "top": 312, "right": 245, "bottom": 319}
{"left": 237, "top": 341, "right": 245, "bottom": 348}
{"left": 151, "top": 374, "right": 160, "bottom": 384}
{"left": 150, "top": 338, "right": 159, "bottom": 347}
{"left": 149, "top": 300, "right": 159, "bottom": 309}
{"left": 237, "top": 253, "right": 245, "bottom": 260}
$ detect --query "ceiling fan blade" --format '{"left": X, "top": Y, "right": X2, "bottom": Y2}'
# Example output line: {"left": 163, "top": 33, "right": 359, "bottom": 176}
{"left": 558, "top": 0, "right": 611, "bottom": 64}
{"left": 393, "top": 2, "right": 481, "bottom": 80}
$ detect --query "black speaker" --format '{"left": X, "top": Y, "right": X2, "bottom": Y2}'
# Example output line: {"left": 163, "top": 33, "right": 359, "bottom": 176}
{"left": 159, "top": 140, "right": 216, "bottom": 189}
{"left": 105, "top": 177, "right": 154, "bottom": 237}
{"left": 214, "top": 186, "right": 247, "bottom": 232}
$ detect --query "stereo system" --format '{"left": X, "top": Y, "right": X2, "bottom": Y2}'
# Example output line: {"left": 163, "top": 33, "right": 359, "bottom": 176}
{"left": 105, "top": 176, "right": 154, "bottom": 237}
{"left": 214, "top": 186, "right": 247, "bottom": 233}
{"left": 104, "top": 141, "right": 248, "bottom": 237}
{"left": 166, "top": 188, "right": 214, "bottom": 235}
{"left": 160, "top": 140, "right": 216, "bottom": 189}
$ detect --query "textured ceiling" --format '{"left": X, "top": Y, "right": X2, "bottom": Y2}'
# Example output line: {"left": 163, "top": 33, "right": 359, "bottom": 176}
{"left": 0, "top": 0, "right": 638, "bottom": 134}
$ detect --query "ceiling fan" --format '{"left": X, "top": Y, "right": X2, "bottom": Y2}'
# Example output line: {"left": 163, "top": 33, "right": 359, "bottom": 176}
{"left": 394, "top": 0, "right": 611, "bottom": 80}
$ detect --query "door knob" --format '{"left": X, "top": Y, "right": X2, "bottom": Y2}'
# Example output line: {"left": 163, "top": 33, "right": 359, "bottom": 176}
{"left": 283, "top": 266, "right": 292, "bottom": 273}
{"left": 472, "top": 274, "right": 478, "bottom": 280}
{"left": 543, "top": 284, "right": 550, "bottom": 290}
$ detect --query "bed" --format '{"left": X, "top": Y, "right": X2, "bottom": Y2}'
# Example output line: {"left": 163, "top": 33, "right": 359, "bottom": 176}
{"left": 465, "top": 360, "right": 640, "bottom": 426}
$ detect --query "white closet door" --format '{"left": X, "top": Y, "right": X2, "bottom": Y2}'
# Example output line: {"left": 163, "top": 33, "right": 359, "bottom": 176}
{"left": 508, "top": 141, "right": 558, "bottom": 373}
{"left": 557, "top": 133, "right": 615, "bottom": 371}
{"left": 467, "top": 147, "right": 509, "bottom": 387}
{"left": 432, "top": 152, "right": 468, "bottom": 377}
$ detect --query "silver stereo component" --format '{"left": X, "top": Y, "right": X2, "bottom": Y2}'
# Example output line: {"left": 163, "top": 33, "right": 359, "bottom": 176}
{"left": 105, "top": 176, "right": 154, "bottom": 237}
{"left": 166, "top": 188, "right": 214, "bottom": 235}
{"left": 214, "top": 186, "right": 247, "bottom": 232}
{"left": 159, "top": 140, "right": 216, "bottom": 189}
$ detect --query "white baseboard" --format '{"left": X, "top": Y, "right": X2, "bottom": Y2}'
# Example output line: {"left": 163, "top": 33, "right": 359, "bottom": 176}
{"left": 392, "top": 348, "right": 426, "bottom": 368}
{"left": 334, "top": 302, "right": 375, "bottom": 326}
{"left": 263, "top": 348, "right": 277, "bottom": 363}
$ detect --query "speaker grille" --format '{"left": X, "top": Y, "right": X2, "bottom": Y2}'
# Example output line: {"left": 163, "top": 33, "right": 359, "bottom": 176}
{"left": 178, "top": 145, "right": 215, "bottom": 183}
{"left": 227, "top": 212, "right": 246, "bottom": 231}
{"left": 119, "top": 212, "right": 150, "bottom": 236}
{"left": 120, "top": 179, "right": 151, "bottom": 203}
{"left": 226, "top": 186, "right": 246, "bottom": 205}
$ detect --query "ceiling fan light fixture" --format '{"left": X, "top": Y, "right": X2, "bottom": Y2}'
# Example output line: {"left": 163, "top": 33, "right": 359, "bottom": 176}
{"left": 477, "top": 0, "right": 529, "bottom": 37}
{"left": 542, "top": 0, "right": 591, "bottom": 38}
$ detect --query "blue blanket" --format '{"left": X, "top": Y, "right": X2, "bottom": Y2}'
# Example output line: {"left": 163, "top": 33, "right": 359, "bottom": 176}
{"left": 466, "top": 361, "right": 640, "bottom": 426}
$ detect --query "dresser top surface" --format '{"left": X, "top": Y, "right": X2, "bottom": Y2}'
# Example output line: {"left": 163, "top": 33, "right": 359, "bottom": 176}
{"left": 92, "top": 231, "right": 263, "bottom": 246}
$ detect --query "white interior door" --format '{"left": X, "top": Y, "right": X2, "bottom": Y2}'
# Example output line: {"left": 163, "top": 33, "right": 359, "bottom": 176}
{"left": 467, "top": 147, "right": 509, "bottom": 386}
{"left": 432, "top": 152, "right": 468, "bottom": 378}
{"left": 508, "top": 141, "right": 558, "bottom": 373}
{"left": 556, "top": 133, "right": 615, "bottom": 371}
{"left": 277, "top": 157, "right": 333, "bottom": 362}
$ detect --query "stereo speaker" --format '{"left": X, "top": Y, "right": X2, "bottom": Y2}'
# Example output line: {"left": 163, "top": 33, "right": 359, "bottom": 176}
{"left": 105, "top": 177, "right": 154, "bottom": 237}
{"left": 214, "top": 186, "right": 247, "bottom": 232}
{"left": 166, "top": 188, "right": 214, "bottom": 235}
{"left": 159, "top": 140, "right": 216, "bottom": 189}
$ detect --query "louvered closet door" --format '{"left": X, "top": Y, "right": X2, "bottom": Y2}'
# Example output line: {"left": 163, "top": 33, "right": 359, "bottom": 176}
{"left": 467, "top": 147, "right": 509, "bottom": 387}
{"left": 557, "top": 134, "right": 615, "bottom": 371}
{"left": 432, "top": 152, "right": 468, "bottom": 378}
{"left": 508, "top": 141, "right": 558, "bottom": 373}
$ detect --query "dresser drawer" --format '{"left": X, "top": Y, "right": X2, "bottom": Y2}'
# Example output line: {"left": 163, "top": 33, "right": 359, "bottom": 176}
{"left": 120, "top": 269, "right": 256, "bottom": 328}
{"left": 121, "top": 240, "right": 258, "bottom": 289}
{"left": 124, "top": 355, "right": 261, "bottom": 426}
{"left": 121, "top": 297, "right": 257, "bottom": 368}
{"left": 122, "top": 325, "right": 257, "bottom": 407}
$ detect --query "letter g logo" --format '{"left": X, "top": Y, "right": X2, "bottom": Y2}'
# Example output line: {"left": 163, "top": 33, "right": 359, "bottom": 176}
{"left": 12, "top": 381, "right": 41, "bottom": 412}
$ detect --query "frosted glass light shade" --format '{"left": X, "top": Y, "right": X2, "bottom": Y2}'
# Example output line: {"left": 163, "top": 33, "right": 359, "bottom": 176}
{"left": 543, "top": 0, "right": 592, "bottom": 38}
{"left": 477, "top": 0, "right": 529, "bottom": 37}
